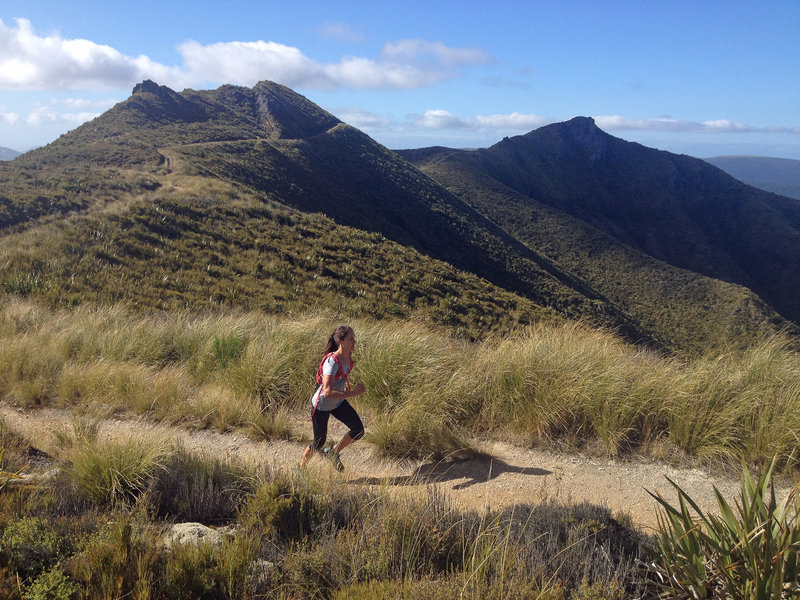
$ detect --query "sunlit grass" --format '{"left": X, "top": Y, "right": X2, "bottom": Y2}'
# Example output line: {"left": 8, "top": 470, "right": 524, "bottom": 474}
{"left": 1, "top": 299, "right": 799, "bottom": 471}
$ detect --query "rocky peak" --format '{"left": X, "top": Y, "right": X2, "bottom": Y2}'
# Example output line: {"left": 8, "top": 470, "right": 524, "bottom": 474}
{"left": 252, "top": 81, "right": 340, "bottom": 139}
{"left": 132, "top": 79, "right": 171, "bottom": 97}
{"left": 127, "top": 80, "right": 206, "bottom": 123}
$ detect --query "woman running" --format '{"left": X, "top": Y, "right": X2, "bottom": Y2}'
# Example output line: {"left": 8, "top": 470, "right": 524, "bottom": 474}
{"left": 299, "top": 325, "right": 365, "bottom": 471}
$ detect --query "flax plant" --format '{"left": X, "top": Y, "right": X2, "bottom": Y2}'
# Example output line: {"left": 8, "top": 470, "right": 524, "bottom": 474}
{"left": 648, "top": 459, "right": 800, "bottom": 599}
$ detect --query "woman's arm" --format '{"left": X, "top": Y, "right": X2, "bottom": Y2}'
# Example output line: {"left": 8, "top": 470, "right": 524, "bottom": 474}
{"left": 321, "top": 374, "right": 365, "bottom": 399}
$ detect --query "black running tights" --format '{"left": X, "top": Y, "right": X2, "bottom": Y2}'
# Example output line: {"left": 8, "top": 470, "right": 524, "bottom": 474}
{"left": 310, "top": 400, "right": 364, "bottom": 451}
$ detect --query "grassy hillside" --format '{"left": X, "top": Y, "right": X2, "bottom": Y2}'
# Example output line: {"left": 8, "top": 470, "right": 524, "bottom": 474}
{"left": 0, "top": 81, "right": 657, "bottom": 347}
{"left": 0, "top": 174, "right": 564, "bottom": 341}
{"left": 469, "top": 119, "right": 800, "bottom": 327}
{"left": 401, "top": 146, "right": 790, "bottom": 353}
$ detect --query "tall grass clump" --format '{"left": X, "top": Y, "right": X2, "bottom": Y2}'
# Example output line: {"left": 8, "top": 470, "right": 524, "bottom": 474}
{"left": 218, "top": 314, "right": 324, "bottom": 411}
{"left": 149, "top": 445, "right": 252, "bottom": 523}
{"left": 437, "top": 322, "right": 670, "bottom": 456}
{"left": 669, "top": 334, "right": 800, "bottom": 469}
{"left": 354, "top": 320, "right": 477, "bottom": 459}
{"left": 66, "top": 431, "right": 173, "bottom": 505}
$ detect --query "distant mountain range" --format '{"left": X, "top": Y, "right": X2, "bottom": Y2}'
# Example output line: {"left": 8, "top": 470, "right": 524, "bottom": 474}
{"left": 0, "top": 146, "right": 20, "bottom": 161}
{"left": 704, "top": 156, "right": 800, "bottom": 200}
{"left": 0, "top": 80, "right": 796, "bottom": 353}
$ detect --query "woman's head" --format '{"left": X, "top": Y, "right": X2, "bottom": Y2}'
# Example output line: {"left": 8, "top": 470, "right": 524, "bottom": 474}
{"left": 324, "top": 325, "right": 355, "bottom": 354}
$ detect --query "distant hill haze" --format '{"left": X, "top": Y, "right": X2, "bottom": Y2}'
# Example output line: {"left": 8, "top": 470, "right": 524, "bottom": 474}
{"left": 0, "top": 147, "right": 20, "bottom": 161}
{"left": 0, "top": 81, "right": 796, "bottom": 353}
{"left": 704, "top": 156, "right": 800, "bottom": 201}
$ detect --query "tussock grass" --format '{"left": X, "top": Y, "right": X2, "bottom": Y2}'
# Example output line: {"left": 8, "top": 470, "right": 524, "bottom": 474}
{"left": 68, "top": 433, "right": 173, "bottom": 506}
{"left": 1, "top": 299, "right": 799, "bottom": 471}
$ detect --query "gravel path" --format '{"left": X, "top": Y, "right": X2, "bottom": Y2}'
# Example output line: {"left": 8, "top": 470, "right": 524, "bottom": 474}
{"left": 1, "top": 403, "right": 793, "bottom": 533}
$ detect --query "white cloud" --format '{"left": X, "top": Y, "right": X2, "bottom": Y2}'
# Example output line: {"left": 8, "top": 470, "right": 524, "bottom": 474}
{"left": 0, "top": 18, "right": 182, "bottom": 90}
{"left": 178, "top": 39, "right": 326, "bottom": 88}
{"left": 476, "top": 113, "right": 551, "bottom": 129}
{"left": 332, "top": 107, "right": 392, "bottom": 130}
{"left": 56, "top": 97, "right": 119, "bottom": 109}
{"left": 25, "top": 105, "right": 100, "bottom": 125}
{"left": 411, "top": 110, "right": 551, "bottom": 133}
{"left": 415, "top": 109, "right": 472, "bottom": 129}
{"left": 178, "top": 38, "right": 489, "bottom": 90}
{"left": 380, "top": 40, "right": 491, "bottom": 68}
{"left": 0, "top": 18, "right": 491, "bottom": 92}
{"left": 1, "top": 111, "right": 19, "bottom": 124}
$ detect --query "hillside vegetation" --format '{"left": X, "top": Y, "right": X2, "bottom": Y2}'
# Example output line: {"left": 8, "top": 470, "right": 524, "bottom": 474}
{"left": 0, "top": 171, "right": 564, "bottom": 341}
{"left": 0, "top": 80, "right": 662, "bottom": 348}
{"left": 401, "top": 142, "right": 790, "bottom": 353}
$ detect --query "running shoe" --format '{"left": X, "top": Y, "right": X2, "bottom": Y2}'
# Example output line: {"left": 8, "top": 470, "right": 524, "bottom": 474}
{"left": 323, "top": 447, "right": 344, "bottom": 471}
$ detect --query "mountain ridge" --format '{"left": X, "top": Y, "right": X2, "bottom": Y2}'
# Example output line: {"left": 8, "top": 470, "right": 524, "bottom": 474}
{"left": 0, "top": 81, "right": 795, "bottom": 353}
{"left": 400, "top": 118, "right": 800, "bottom": 329}
{"left": 0, "top": 146, "right": 20, "bottom": 161}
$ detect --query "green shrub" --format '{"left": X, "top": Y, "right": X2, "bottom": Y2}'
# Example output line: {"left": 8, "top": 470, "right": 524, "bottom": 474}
{"left": 239, "top": 478, "right": 320, "bottom": 543}
{"left": 161, "top": 541, "right": 218, "bottom": 598}
{"left": 23, "top": 566, "right": 78, "bottom": 600}
{"left": 648, "top": 458, "right": 800, "bottom": 599}
{"left": 1, "top": 517, "right": 67, "bottom": 580}
{"left": 69, "top": 510, "right": 160, "bottom": 599}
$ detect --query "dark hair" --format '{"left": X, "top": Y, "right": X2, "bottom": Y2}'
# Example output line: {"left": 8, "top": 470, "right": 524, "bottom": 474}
{"left": 323, "top": 325, "right": 353, "bottom": 355}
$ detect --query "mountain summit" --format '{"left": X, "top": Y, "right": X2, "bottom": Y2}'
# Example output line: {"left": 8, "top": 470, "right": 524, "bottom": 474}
{"left": 484, "top": 118, "right": 800, "bottom": 325}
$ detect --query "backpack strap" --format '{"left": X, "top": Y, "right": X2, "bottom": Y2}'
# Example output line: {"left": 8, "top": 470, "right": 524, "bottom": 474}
{"left": 312, "top": 353, "right": 354, "bottom": 415}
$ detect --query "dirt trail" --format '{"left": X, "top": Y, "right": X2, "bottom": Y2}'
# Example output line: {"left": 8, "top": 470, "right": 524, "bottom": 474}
{"left": 1, "top": 404, "right": 793, "bottom": 533}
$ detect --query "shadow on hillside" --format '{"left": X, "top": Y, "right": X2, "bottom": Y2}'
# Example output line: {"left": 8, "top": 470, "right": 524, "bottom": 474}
{"left": 350, "top": 456, "right": 551, "bottom": 490}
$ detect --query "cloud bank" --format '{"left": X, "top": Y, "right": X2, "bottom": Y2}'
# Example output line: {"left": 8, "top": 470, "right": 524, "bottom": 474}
{"left": 594, "top": 116, "right": 800, "bottom": 136}
{"left": 0, "top": 17, "right": 490, "bottom": 91}
{"left": 381, "top": 111, "right": 800, "bottom": 139}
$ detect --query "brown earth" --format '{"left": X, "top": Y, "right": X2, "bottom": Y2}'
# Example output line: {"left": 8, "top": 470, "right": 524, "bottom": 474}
{"left": 1, "top": 403, "right": 794, "bottom": 533}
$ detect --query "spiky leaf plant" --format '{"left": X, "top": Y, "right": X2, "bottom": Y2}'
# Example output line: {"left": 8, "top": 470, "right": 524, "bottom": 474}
{"left": 647, "top": 459, "right": 800, "bottom": 599}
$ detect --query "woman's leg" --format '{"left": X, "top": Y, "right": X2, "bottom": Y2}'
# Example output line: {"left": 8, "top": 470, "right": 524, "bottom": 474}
{"left": 330, "top": 400, "right": 364, "bottom": 453}
{"left": 299, "top": 409, "right": 331, "bottom": 468}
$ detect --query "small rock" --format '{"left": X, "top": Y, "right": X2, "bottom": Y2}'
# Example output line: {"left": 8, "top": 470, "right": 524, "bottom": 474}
{"left": 162, "top": 522, "right": 237, "bottom": 548}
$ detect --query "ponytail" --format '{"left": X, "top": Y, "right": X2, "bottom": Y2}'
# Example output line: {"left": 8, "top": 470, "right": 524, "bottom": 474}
{"left": 323, "top": 325, "right": 352, "bottom": 356}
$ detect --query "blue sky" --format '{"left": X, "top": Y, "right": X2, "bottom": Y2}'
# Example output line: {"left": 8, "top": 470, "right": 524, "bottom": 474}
{"left": 1, "top": 0, "right": 798, "bottom": 158}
